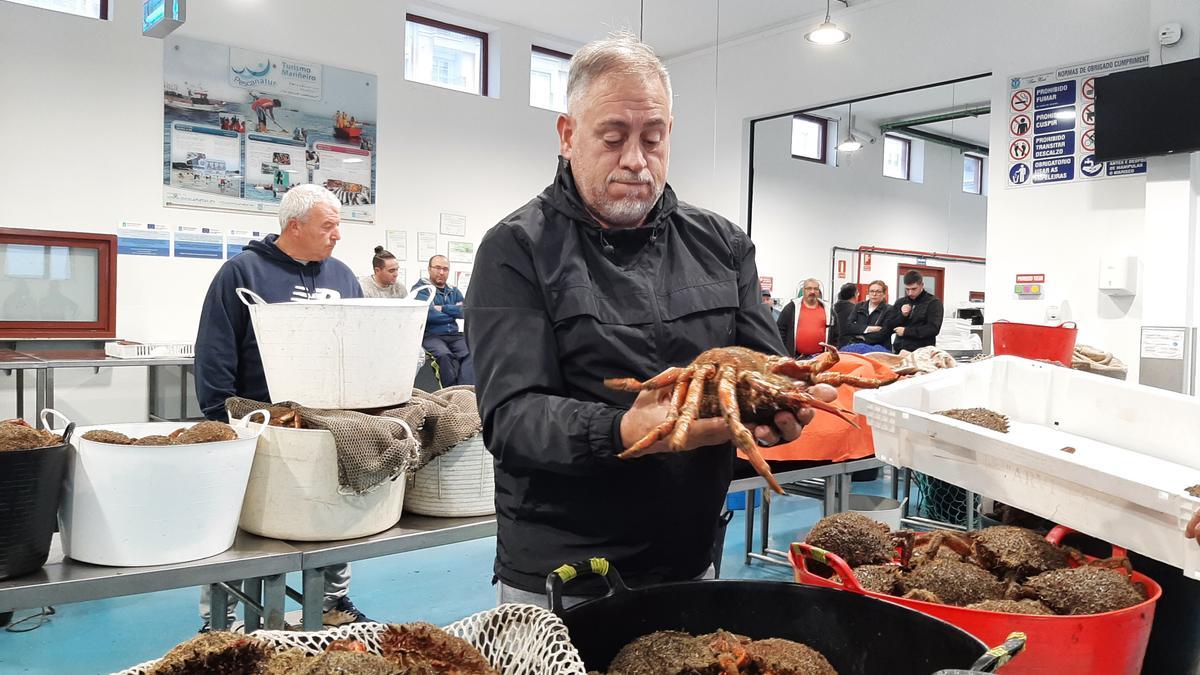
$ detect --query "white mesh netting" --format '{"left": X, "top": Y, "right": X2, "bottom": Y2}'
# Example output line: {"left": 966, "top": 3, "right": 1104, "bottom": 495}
{"left": 115, "top": 603, "right": 588, "bottom": 675}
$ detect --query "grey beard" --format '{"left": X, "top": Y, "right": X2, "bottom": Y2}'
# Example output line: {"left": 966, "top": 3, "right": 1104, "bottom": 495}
{"left": 592, "top": 185, "right": 664, "bottom": 227}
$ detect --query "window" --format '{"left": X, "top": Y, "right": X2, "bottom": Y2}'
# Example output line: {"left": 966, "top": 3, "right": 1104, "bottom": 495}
{"left": 791, "top": 114, "right": 827, "bottom": 163}
{"left": 883, "top": 134, "right": 911, "bottom": 180}
{"left": 963, "top": 154, "right": 984, "bottom": 194}
{"left": 0, "top": 228, "right": 117, "bottom": 338}
{"left": 5, "top": 0, "right": 107, "bottom": 18}
{"left": 405, "top": 14, "right": 488, "bottom": 96}
{"left": 530, "top": 46, "right": 571, "bottom": 112}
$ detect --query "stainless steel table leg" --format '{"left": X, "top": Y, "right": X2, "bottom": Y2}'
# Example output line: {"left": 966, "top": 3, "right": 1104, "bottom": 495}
{"left": 44, "top": 368, "right": 53, "bottom": 413}
{"left": 839, "top": 474, "right": 852, "bottom": 513}
{"left": 890, "top": 464, "right": 900, "bottom": 501}
{"left": 179, "top": 365, "right": 189, "bottom": 420}
{"left": 759, "top": 490, "right": 771, "bottom": 555}
{"left": 210, "top": 583, "right": 229, "bottom": 631}
{"left": 263, "top": 574, "right": 286, "bottom": 630}
{"left": 743, "top": 490, "right": 756, "bottom": 564}
{"left": 966, "top": 490, "right": 978, "bottom": 530}
{"left": 34, "top": 369, "right": 46, "bottom": 428}
{"left": 243, "top": 578, "right": 263, "bottom": 632}
{"left": 302, "top": 568, "right": 325, "bottom": 630}
{"left": 902, "top": 468, "right": 912, "bottom": 519}
{"left": 823, "top": 476, "right": 835, "bottom": 516}
{"left": 15, "top": 369, "right": 23, "bottom": 420}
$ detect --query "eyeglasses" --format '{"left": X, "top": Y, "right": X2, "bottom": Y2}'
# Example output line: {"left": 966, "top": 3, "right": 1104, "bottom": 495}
{"left": 867, "top": 289, "right": 885, "bottom": 295}
{"left": 430, "top": 265, "right": 449, "bottom": 271}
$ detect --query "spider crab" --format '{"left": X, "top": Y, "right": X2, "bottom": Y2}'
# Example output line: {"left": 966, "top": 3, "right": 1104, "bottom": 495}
{"left": 604, "top": 344, "right": 891, "bottom": 493}
{"left": 908, "top": 526, "right": 1129, "bottom": 581}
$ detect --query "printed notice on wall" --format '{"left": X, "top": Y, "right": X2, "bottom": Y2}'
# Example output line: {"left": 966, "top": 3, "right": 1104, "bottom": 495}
{"left": 118, "top": 222, "right": 171, "bottom": 257}
{"left": 226, "top": 228, "right": 265, "bottom": 258}
{"left": 1006, "top": 52, "right": 1149, "bottom": 189}
{"left": 439, "top": 213, "right": 467, "bottom": 236}
{"left": 1141, "top": 327, "right": 1186, "bottom": 360}
{"left": 385, "top": 230, "right": 407, "bottom": 261}
{"left": 174, "top": 225, "right": 224, "bottom": 259}
{"left": 163, "top": 36, "right": 378, "bottom": 221}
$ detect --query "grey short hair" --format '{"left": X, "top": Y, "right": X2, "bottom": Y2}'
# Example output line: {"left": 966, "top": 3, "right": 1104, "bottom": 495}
{"left": 277, "top": 184, "right": 340, "bottom": 229}
{"left": 566, "top": 31, "right": 672, "bottom": 115}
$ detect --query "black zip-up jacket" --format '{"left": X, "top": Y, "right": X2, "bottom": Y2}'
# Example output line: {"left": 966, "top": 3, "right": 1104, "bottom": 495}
{"left": 467, "top": 160, "right": 785, "bottom": 594}
{"left": 843, "top": 300, "right": 895, "bottom": 347}
{"left": 886, "top": 290, "right": 944, "bottom": 352}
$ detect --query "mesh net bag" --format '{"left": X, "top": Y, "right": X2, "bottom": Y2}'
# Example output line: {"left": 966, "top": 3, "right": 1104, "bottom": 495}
{"left": 115, "top": 603, "right": 587, "bottom": 675}
{"left": 912, "top": 471, "right": 981, "bottom": 527}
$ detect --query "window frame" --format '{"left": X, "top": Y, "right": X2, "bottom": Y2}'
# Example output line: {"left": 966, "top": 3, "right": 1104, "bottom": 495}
{"left": 790, "top": 113, "right": 828, "bottom": 164}
{"left": 882, "top": 133, "right": 912, "bottom": 181}
{"left": 963, "top": 153, "right": 984, "bottom": 195}
{"left": 529, "top": 45, "right": 572, "bottom": 112}
{"left": 8, "top": 0, "right": 108, "bottom": 19}
{"left": 0, "top": 228, "right": 117, "bottom": 339}
{"left": 405, "top": 13, "right": 490, "bottom": 96}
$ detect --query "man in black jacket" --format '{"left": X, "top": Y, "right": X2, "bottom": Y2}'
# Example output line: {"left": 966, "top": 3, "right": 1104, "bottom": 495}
{"left": 468, "top": 34, "right": 834, "bottom": 606}
{"left": 889, "top": 270, "right": 944, "bottom": 352}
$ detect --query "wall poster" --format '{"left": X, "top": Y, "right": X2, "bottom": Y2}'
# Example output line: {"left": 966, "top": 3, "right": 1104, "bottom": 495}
{"left": 163, "top": 37, "right": 378, "bottom": 221}
{"left": 1006, "top": 52, "right": 1148, "bottom": 189}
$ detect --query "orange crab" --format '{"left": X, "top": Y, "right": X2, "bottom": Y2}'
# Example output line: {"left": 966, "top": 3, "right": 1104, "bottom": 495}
{"left": 604, "top": 345, "right": 890, "bottom": 493}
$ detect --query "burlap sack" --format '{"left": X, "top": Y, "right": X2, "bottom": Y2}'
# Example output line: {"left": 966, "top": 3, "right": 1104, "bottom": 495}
{"left": 1072, "top": 344, "right": 1128, "bottom": 380}
{"left": 226, "top": 386, "right": 482, "bottom": 495}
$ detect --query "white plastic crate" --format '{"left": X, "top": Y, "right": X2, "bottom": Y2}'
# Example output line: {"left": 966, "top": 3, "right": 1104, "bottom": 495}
{"left": 103, "top": 341, "right": 194, "bottom": 359}
{"left": 855, "top": 356, "right": 1200, "bottom": 580}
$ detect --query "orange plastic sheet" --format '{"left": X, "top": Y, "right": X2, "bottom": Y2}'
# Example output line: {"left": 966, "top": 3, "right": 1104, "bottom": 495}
{"left": 739, "top": 353, "right": 896, "bottom": 463}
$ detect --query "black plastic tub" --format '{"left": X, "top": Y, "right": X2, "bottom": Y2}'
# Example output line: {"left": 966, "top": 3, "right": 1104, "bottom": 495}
{"left": 0, "top": 424, "right": 72, "bottom": 580}
{"left": 549, "top": 563, "right": 1011, "bottom": 675}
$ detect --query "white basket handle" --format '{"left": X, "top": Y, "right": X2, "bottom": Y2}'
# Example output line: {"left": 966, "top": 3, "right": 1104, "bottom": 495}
{"left": 379, "top": 416, "right": 414, "bottom": 440}
{"left": 40, "top": 407, "right": 72, "bottom": 431}
{"left": 235, "top": 287, "right": 269, "bottom": 308}
{"left": 233, "top": 409, "right": 271, "bottom": 438}
{"left": 411, "top": 284, "right": 437, "bottom": 307}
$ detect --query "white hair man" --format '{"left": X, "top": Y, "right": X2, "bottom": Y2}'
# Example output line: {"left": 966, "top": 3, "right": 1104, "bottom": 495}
{"left": 193, "top": 184, "right": 369, "bottom": 630}
{"left": 468, "top": 33, "right": 836, "bottom": 607}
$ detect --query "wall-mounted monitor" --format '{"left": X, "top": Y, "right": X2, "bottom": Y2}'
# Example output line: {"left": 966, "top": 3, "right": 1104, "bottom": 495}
{"left": 1094, "top": 57, "right": 1200, "bottom": 161}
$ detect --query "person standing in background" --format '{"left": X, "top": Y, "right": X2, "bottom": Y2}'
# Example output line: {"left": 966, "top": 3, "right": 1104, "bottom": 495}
{"left": 358, "top": 246, "right": 408, "bottom": 299}
{"left": 842, "top": 279, "right": 895, "bottom": 349}
{"left": 827, "top": 282, "right": 858, "bottom": 347}
{"left": 888, "top": 270, "right": 944, "bottom": 353}
{"left": 777, "top": 278, "right": 827, "bottom": 358}
{"left": 761, "top": 290, "right": 781, "bottom": 321}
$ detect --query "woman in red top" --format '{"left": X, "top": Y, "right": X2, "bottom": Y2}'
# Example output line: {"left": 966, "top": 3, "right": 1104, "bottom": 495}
{"left": 776, "top": 278, "right": 828, "bottom": 358}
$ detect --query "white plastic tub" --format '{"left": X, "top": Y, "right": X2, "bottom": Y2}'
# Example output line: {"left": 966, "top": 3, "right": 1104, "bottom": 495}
{"left": 855, "top": 356, "right": 1200, "bottom": 579}
{"left": 237, "top": 420, "right": 410, "bottom": 541}
{"left": 237, "top": 287, "right": 432, "bottom": 409}
{"left": 848, "top": 494, "right": 905, "bottom": 531}
{"left": 405, "top": 435, "right": 495, "bottom": 518}
{"left": 56, "top": 411, "right": 267, "bottom": 567}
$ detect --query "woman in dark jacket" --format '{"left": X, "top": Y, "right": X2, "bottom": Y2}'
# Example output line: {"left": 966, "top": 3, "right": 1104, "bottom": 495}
{"left": 828, "top": 283, "right": 859, "bottom": 347}
{"left": 843, "top": 279, "right": 895, "bottom": 348}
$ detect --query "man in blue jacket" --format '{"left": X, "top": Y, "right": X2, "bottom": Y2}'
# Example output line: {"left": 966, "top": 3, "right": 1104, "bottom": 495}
{"left": 412, "top": 255, "right": 473, "bottom": 386}
{"left": 193, "top": 183, "right": 370, "bottom": 630}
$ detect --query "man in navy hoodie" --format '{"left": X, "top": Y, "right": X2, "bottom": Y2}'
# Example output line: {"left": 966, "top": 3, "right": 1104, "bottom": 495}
{"left": 412, "top": 255, "right": 474, "bottom": 386}
{"left": 193, "top": 183, "right": 370, "bottom": 630}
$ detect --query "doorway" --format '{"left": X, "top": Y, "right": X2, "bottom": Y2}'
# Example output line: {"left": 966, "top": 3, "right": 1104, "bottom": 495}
{"left": 897, "top": 264, "right": 945, "bottom": 301}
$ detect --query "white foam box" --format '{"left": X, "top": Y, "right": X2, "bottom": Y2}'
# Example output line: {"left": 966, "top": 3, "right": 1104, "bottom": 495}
{"left": 855, "top": 356, "right": 1200, "bottom": 580}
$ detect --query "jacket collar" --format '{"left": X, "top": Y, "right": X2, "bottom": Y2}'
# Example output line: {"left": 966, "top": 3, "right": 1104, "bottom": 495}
{"left": 540, "top": 156, "right": 679, "bottom": 231}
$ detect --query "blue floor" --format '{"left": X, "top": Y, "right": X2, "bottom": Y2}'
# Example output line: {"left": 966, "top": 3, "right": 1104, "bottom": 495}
{"left": 0, "top": 475, "right": 899, "bottom": 674}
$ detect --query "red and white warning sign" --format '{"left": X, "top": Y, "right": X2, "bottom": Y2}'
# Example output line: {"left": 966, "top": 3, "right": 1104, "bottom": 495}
{"left": 1010, "top": 89, "right": 1032, "bottom": 112}
{"left": 863, "top": 253, "right": 872, "bottom": 271}
{"left": 1081, "top": 103, "right": 1095, "bottom": 127}
{"left": 759, "top": 276, "right": 773, "bottom": 291}
{"left": 1009, "top": 138, "right": 1031, "bottom": 161}
{"left": 1010, "top": 114, "right": 1031, "bottom": 136}
{"left": 1082, "top": 77, "right": 1096, "bottom": 100}
{"left": 1081, "top": 128, "right": 1096, "bottom": 152}
{"left": 837, "top": 260, "right": 846, "bottom": 279}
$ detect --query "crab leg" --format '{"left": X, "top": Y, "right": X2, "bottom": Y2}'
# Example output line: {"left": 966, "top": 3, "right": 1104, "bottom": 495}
{"left": 603, "top": 366, "right": 690, "bottom": 392}
{"left": 810, "top": 371, "right": 893, "bottom": 388}
{"left": 668, "top": 364, "right": 715, "bottom": 451}
{"left": 718, "top": 365, "right": 783, "bottom": 494}
{"left": 618, "top": 377, "right": 690, "bottom": 458}
{"left": 741, "top": 371, "right": 860, "bottom": 427}
{"left": 767, "top": 344, "right": 840, "bottom": 380}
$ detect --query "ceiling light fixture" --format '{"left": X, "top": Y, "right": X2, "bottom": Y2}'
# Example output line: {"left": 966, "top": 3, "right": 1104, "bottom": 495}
{"left": 837, "top": 102, "right": 863, "bottom": 152}
{"left": 805, "top": 0, "right": 850, "bottom": 45}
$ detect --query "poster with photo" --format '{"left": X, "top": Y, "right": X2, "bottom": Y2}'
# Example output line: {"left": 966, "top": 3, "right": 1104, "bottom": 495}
{"left": 163, "top": 36, "right": 378, "bottom": 221}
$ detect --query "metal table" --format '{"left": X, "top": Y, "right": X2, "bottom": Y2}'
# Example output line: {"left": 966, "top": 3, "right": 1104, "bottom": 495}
{"left": 732, "top": 456, "right": 891, "bottom": 567}
{"left": 0, "top": 531, "right": 301, "bottom": 631}
{"left": 17, "top": 350, "right": 195, "bottom": 426}
{"left": 290, "top": 515, "right": 497, "bottom": 630}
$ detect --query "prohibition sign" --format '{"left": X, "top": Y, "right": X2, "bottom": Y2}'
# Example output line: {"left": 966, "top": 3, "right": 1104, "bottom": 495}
{"left": 1011, "top": 89, "right": 1032, "bottom": 112}
{"left": 1081, "top": 128, "right": 1096, "bottom": 152}
{"left": 1009, "top": 138, "right": 1031, "bottom": 161}
{"left": 1081, "top": 103, "right": 1095, "bottom": 126}
{"left": 1082, "top": 77, "right": 1096, "bottom": 100}
{"left": 1010, "top": 114, "right": 1031, "bottom": 136}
